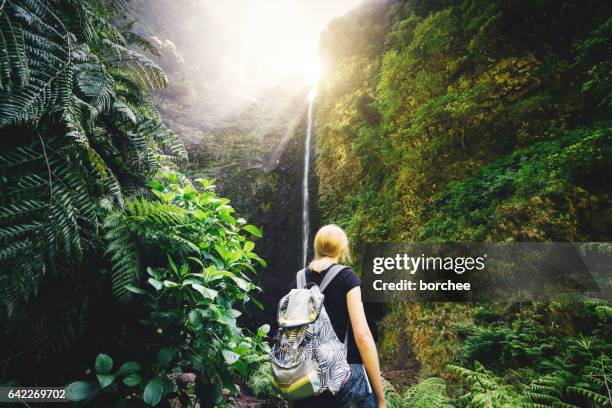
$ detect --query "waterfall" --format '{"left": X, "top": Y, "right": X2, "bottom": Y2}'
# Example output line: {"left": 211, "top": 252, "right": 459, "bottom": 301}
{"left": 302, "top": 88, "right": 317, "bottom": 268}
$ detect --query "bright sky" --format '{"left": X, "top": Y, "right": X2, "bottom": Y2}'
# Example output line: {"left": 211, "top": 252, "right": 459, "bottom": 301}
{"left": 203, "top": 0, "right": 363, "bottom": 90}
{"left": 137, "top": 0, "right": 364, "bottom": 123}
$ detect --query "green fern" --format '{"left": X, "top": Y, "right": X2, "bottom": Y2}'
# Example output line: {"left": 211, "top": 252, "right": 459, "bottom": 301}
{"left": 567, "top": 354, "right": 612, "bottom": 407}
{"left": 0, "top": 0, "right": 72, "bottom": 126}
{"left": 403, "top": 377, "right": 453, "bottom": 408}
{"left": 524, "top": 370, "right": 575, "bottom": 407}
{"left": 449, "top": 362, "right": 531, "bottom": 407}
{"left": 0, "top": 140, "right": 98, "bottom": 307}
{"left": 103, "top": 212, "right": 141, "bottom": 302}
{"left": 0, "top": 0, "right": 186, "bottom": 358}
{"left": 382, "top": 378, "right": 406, "bottom": 408}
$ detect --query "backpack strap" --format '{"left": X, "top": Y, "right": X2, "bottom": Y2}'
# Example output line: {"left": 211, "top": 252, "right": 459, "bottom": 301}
{"left": 298, "top": 265, "right": 351, "bottom": 349}
{"left": 344, "top": 325, "right": 349, "bottom": 347}
{"left": 319, "top": 264, "right": 347, "bottom": 292}
{"left": 296, "top": 268, "right": 307, "bottom": 289}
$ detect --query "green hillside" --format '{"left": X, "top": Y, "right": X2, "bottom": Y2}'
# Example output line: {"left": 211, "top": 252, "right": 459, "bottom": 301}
{"left": 314, "top": 0, "right": 611, "bottom": 405}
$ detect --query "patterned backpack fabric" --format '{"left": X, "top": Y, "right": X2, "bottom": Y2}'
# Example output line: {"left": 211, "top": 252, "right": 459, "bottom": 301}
{"left": 270, "top": 265, "right": 351, "bottom": 400}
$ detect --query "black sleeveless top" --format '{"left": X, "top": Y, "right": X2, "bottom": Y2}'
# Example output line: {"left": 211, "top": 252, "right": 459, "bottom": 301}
{"left": 289, "top": 264, "right": 363, "bottom": 363}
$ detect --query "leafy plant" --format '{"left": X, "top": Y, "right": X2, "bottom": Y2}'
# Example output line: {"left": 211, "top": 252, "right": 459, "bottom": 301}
{"left": 381, "top": 377, "right": 453, "bottom": 408}
{"left": 0, "top": 0, "right": 186, "bottom": 359}
{"left": 66, "top": 354, "right": 142, "bottom": 402}
{"left": 402, "top": 377, "right": 453, "bottom": 408}
{"left": 68, "top": 174, "right": 268, "bottom": 407}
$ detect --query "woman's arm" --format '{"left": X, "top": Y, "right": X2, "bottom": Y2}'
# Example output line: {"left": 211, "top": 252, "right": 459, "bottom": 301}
{"left": 347, "top": 287, "right": 386, "bottom": 407}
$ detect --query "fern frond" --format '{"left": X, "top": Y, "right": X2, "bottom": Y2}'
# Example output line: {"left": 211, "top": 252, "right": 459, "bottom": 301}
{"left": 125, "top": 197, "right": 187, "bottom": 226}
{"left": 138, "top": 119, "right": 187, "bottom": 161}
{"left": 403, "top": 377, "right": 454, "bottom": 408}
{"left": 103, "top": 212, "right": 140, "bottom": 302}
{"left": 104, "top": 39, "right": 167, "bottom": 92}
{"left": 0, "top": 0, "right": 72, "bottom": 127}
{"left": 567, "top": 386, "right": 611, "bottom": 407}
{"left": 0, "top": 137, "right": 99, "bottom": 319}
{"left": 74, "top": 54, "right": 115, "bottom": 117}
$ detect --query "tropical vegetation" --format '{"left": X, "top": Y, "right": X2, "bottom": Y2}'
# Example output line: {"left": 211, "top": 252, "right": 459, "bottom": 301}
{"left": 1, "top": 0, "right": 611, "bottom": 407}
{"left": 313, "top": 0, "right": 611, "bottom": 406}
{"left": 1, "top": 0, "right": 266, "bottom": 406}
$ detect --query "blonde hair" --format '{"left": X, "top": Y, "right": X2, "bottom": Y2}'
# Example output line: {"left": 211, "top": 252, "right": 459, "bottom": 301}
{"left": 308, "top": 224, "right": 351, "bottom": 271}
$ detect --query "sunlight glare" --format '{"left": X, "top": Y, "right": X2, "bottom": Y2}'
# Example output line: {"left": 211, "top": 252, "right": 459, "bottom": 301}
{"left": 304, "top": 58, "right": 322, "bottom": 86}
{"left": 203, "top": 0, "right": 359, "bottom": 93}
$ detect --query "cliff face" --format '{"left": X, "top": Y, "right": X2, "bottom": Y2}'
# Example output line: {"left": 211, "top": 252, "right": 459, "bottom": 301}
{"left": 315, "top": 0, "right": 611, "bottom": 248}
{"left": 212, "top": 101, "right": 312, "bottom": 333}
{"left": 313, "top": 0, "right": 611, "bottom": 374}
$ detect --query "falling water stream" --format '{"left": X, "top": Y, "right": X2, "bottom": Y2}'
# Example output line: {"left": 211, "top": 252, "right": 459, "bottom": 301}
{"left": 302, "top": 88, "right": 317, "bottom": 268}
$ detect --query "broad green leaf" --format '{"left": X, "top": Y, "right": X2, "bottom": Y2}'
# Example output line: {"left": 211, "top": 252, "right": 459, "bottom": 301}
{"left": 196, "top": 178, "right": 216, "bottom": 190}
{"left": 216, "top": 308, "right": 237, "bottom": 328}
{"left": 194, "top": 209, "right": 207, "bottom": 220}
{"left": 233, "top": 359, "right": 248, "bottom": 376}
{"left": 179, "top": 263, "right": 189, "bottom": 276}
{"left": 143, "top": 379, "right": 164, "bottom": 406}
{"left": 241, "top": 224, "right": 262, "bottom": 238}
{"left": 239, "top": 262, "right": 256, "bottom": 273}
{"left": 151, "top": 189, "right": 164, "bottom": 201}
{"left": 65, "top": 381, "right": 98, "bottom": 401}
{"left": 205, "top": 253, "right": 225, "bottom": 269}
{"left": 218, "top": 211, "right": 236, "bottom": 224}
{"left": 188, "top": 256, "right": 205, "bottom": 269}
{"left": 229, "top": 250, "right": 242, "bottom": 263}
{"left": 167, "top": 255, "right": 178, "bottom": 274}
{"left": 232, "top": 344, "right": 251, "bottom": 355}
{"left": 95, "top": 353, "right": 113, "bottom": 375}
{"left": 166, "top": 172, "right": 179, "bottom": 183}
{"left": 148, "top": 180, "right": 164, "bottom": 192}
{"left": 123, "top": 373, "right": 143, "bottom": 387}
{"left": 163, "top": 280, "right": 178, "bottom": 288}
{"left": 215, "top": 244, "right": 230, "bottom": 262}
{"left": 162, "top": 192, "right": 175, "bottom": 202}
{"left": 182, "top": 277, "right": 204, "bottom": 286}
{"left": 148, "top": 278, "right": 163, "bottom": 291}
{"left": 222, "top": 349, "right": 240, "bottom": 365}
{"left": 188, "top": 309, "right": 202, "bottom": 326}
{"left": 191, "top": 284, "right": 218, "bottom": 300}
{"left": 257, "top": 324, "right": 270, "bottom": 337}
{"left": 156, "top": 347, "right": 174, "bottom": 367}
{"left": 231, "top": 276, "right": 251, "bottom": 291}
{"left": 96, "top": 374, "right": 115, "bottom": 389}
{"left": 125, "top": 284, "right": 147, "bottom": 295}
{"left": 116, "top": 362, "right": 140, "bottom": 377}
{"left": 243, "top": 241, "right": 255, "bottom": 252}
{"left": 251, "top": 298, "right": 264, "bottom": 310}
{"left": 160, "top": 377, "right": 175, "bottom": 396}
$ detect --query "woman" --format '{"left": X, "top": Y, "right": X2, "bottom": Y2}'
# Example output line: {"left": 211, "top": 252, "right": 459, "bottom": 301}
{"left": 292, "top": 224, "right": 386, "bottom": 408}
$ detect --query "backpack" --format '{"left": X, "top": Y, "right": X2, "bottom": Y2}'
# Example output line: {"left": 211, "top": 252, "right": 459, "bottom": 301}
{"left": 269, "top": 264, "right": 351, "bottom": 400}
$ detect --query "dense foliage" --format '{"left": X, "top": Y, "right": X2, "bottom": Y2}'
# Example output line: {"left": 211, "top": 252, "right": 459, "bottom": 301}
{"left": 1, "top": 0, "right": 183, "bottom": 353}
{"left": 377, "top": 300, "right": 611, "bottom": 407}
{"left": 0, "top": 1, "right": 266, "bottom": 406}
{"left": 2, "top": 0, "right": 611, "bottom": 407}
{"left": 67, "top": 174, "right": 267, "bottom": 406}
{"left": 314, "top": 0, "right": 611, "bottom": 406}
{"left": 316, "top": 0, "right": 611, "bottom": 244}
